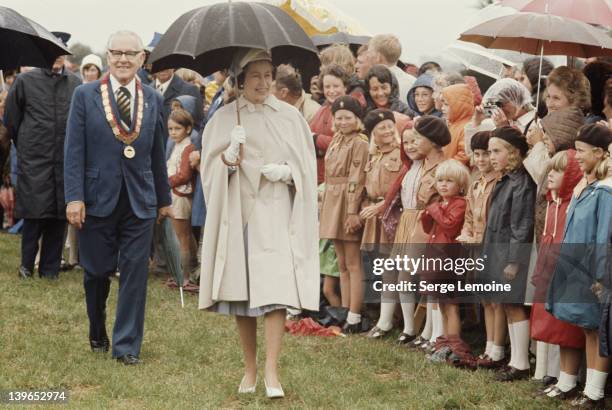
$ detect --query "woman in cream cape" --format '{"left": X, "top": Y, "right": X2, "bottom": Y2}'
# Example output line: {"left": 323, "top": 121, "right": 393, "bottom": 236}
{"left": 198, "top": 49, "right": 319, "bottom": 398}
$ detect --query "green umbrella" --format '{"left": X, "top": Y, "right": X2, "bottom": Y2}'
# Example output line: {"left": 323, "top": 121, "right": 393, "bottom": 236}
{"left": 159, "top": 218, "right": 184, "bottom": 307}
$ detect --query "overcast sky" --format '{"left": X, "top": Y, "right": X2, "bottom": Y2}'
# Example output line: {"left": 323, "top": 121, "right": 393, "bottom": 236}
{"left": 8, "top": 0, "right": 485, "bottom": 63}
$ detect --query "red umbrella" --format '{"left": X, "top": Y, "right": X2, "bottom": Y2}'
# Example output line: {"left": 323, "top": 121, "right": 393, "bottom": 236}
{"left": 501, "top": 0, "right": 612, "bottom": 27}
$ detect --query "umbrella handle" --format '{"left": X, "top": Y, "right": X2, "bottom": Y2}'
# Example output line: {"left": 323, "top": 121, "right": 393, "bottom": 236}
{"left": 234, "top": 80, "right": 244, "bottom": 163}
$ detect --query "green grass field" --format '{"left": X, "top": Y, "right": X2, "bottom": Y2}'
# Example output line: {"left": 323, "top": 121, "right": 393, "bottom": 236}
{"left": 0, "top": 232, "right": 569, "bottom": 409}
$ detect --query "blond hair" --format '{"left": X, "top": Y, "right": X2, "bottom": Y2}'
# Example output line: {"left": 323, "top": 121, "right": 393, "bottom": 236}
{"left": 491, "top": 137, "right": 524, "bottom": 174}
{"left": 434, "top": 159, "right": 471, "bottom": 195}
{"left": 550, "top": 150, "right": 569, "bottom": 173}
{"left": 368, "top": 34, "right": 402, "bottom": 65}
{"left": 319, "top": 44, "right": 355, "bottom": 76}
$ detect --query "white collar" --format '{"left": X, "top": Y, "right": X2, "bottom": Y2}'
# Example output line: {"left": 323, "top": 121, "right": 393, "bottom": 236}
{"left": 155, "top": 75, "right": 173, "bottom": 90}
{"left": 109, "top": 74, "right": 136, "bottom": 97}
{"left": 238, "top": 94, "right": 280, "bottom": 112}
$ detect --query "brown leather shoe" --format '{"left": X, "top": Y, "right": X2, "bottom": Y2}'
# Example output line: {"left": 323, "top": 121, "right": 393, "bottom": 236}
{"left": 476, "top": 354, "right": 506, "bottom": 370}
{"left": 570, "top": 393, "right": 605, "bottom": 409}
{"left": 495, "top": 366, "right": 529, "bottom": 382}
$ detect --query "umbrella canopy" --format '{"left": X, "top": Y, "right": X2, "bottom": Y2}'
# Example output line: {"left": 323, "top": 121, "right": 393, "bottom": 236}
{"left": 266, "top": 0, "right": 371, "bottom": 37}
{"left": 0, "top": 7, "right": 71, "bottom": 70}
{"left": 459, "top": 12, "right": 612, "bottom": 58}
{"left": 149, "top": 1, "right": 319, "bottom": 88}
{"left": 311, "top": 32, "right": 370, "bottom": 54}
{"left": 446, "top": 40, "right": 527, "bottom": 79}
{"left": 501, "top": 0, "right": 612, "bottom": 27}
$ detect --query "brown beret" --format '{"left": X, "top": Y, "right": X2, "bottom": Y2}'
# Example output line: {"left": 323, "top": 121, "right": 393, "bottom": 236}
{"left": 470, "top": 130, "right": 492, "bottom": 152}
{"left": 414, "top": 115, "right": 451, "bottom": 147}
{"left": 575, "top": 123, "right": 612, "bottom": 151}
{"left": 364, "top": 109, "right": 395, "bottom": 136}
{"left": 331, "top": 95, "right": 363, "bottom": 119}
{"left": 492, "top": 126, "right": 529, "bottom": 156}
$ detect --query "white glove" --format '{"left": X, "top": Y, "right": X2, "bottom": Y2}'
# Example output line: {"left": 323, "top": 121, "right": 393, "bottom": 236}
{"left": 261, "top": 163, "right": 292, "bottom": 183}
{"left": 223, "top": 125, "right": 246, "bottom": 163}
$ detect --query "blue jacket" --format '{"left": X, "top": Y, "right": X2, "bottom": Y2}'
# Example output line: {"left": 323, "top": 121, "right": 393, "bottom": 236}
{"left": 547, "top": 181, "right": 612, "bottom": 329}
{"left": 64, "top": 80, "right": 171, "bottom": 219}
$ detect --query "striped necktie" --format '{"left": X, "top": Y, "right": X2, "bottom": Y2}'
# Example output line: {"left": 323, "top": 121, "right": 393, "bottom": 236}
{"left": 116, "top": 86, "right": 132, "bottom": 127}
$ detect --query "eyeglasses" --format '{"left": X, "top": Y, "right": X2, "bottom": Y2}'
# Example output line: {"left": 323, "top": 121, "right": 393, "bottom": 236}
{"left": 107, "top": 49, "right": 142, "bottom": 60}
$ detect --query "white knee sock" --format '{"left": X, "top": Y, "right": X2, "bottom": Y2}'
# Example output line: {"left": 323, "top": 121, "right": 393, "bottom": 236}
{"left": 584, "top": 368, "right": 608, "bottom": 401}
{"left": 485, "top": 341, "right": 493, "bottom": 357}
{"left": 490, "top": 344, "right": 505, "bottom": 361}
{"left": 507, "top": 323, "right": 516, "bottom": 368}
{"left": 430, "top": 307, "right": 443, "bottom": 343}
{"left": 513, "top": 320, "right": 531, "bottom": 371}
{"left": 555, "top": 371, "right": 578, "bottom": 393}
{"left": 547, "top": 344, "right": 560, "bottom": 378}
{"left": 401, "top": 302, "right": 415, "bottom": 335}
{"left": 376, "top": 302, "right": 395, "bottom": 331}
{"left": 346, "top": 311, "right": 361, "bottom": 325}
{"left": 534, "top": 341, "right": 549, "bottom": 380}
{"left": 420, "top": 303, "right": 433, "bottom": 340}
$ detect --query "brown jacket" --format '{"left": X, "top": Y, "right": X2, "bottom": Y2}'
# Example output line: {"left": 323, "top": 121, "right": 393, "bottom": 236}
{"left": 460, "top": 171, "right": 499, "bottom": 243}
{"left": 319, "top": 132, "right": 369, "bottom": 242}
{"left": 361, "top": 144, "right": 402, "bottom": 248}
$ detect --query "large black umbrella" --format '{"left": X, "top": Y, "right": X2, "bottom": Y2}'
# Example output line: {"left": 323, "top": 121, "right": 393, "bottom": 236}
{"left": 311, "top": 32, "right": 371, "bottom": 55}
{"left": 149, "top": 1, "right": 320, "bottom": 89}
{"left": 0, "top": 6, "right": 71, "bottom": 70}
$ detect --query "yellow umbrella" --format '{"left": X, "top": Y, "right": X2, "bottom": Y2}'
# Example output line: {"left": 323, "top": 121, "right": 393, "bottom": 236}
{"left": 265, "top": 0, "right": 371, "bottom": 37}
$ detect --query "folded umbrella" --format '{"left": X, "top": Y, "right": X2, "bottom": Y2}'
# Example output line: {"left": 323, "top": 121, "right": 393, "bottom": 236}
{"left": 0, "top": 7, "right": 71, "bottom": 70}
{"left": 159, "top": 217, "right": 185, "bottom": 308}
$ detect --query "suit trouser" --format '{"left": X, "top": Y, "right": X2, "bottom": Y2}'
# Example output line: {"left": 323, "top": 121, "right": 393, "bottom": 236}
{"left": 78, "top": 186, "right": 155, "bottom": 358}
{"left": 21, "top": 218, "right": 66, "bottom": 277}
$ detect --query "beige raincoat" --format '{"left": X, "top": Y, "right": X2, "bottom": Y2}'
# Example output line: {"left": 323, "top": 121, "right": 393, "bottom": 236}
{"left": 198, "top": 95, "right": 319, "bottom": 311}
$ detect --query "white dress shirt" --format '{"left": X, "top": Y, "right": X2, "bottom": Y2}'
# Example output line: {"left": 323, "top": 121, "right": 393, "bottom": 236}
{"left": 155, "top": 75, "right": 173, "bottom": 96}
{"left": 109, "top": 74, "right": 136, "bottom": 126}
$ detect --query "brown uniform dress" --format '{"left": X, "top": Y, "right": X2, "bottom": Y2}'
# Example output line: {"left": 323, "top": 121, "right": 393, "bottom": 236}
{"left": 319, "top": 132, "right": 370, "bottom": 242}
{"left": 361, "top": 144, "right": 402, "bottom": 251}
{"left": 393, "top": 156, "right": 444, "bottom": 249}
{"left": 460, "top": 171, "right": 499, "bottom": 244}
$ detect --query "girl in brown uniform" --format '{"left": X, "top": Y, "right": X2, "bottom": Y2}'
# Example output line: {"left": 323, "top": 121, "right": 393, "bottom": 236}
{"left": 359, "top": 109, "right": 402, "bottom": 338}
{"left": 377, "top": 116, "right": 452, "bottom": 346}
{"left": 319, "top": 95, "right": 370, "bottom": 333}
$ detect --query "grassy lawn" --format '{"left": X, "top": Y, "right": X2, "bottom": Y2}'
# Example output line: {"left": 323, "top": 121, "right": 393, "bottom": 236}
{"left": 0, "top": 231, "right": 568, "bottom": 409}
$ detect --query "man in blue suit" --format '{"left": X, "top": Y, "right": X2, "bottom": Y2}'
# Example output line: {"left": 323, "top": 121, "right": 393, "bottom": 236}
{"left": 64, "top": 31, "right": 172, "bottom": 365}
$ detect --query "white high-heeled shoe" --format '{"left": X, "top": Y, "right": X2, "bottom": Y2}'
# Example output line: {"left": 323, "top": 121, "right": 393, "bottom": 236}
{"left": 264, "top": 379, "right": 285, "bottom": 399}
{"left": 237, "top": 376, "right": 257, "bottom": 394}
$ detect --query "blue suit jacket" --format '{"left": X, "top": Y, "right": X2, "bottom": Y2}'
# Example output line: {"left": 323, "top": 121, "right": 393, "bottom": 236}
{"left": 64, "top": 79, "right": 171, "bottom": 219}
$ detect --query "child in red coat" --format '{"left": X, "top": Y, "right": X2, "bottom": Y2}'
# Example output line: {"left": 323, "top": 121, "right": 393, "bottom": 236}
{"left": 420, "top": 159, "right": 470, "bottom": 363}
{"left": 530, "top": 149, "right": 585, "bottom": 399}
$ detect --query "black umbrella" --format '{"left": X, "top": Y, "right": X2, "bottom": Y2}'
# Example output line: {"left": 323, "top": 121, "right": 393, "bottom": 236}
{"left": 0, "top": 7, "right": 71, "bottom": 70}
{"left": 149, "top": 1, "right": 320, "bottom": 90}
{"left": 311, "top": 32, "right": 371, "bottom": 55}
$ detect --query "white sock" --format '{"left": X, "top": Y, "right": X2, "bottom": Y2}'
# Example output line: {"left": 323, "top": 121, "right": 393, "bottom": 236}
{"left": 534, "top": 341, "right": 549, "bottom": 380}
{"left": 513, "top": 320, "right": 530, "bottom": 371}
{"left": 490, "top": 345, "right": 505, "bottom": 361}
{"left": 547, "top": 344, "right": 560, "bottom": 379}
{"left": 376, "top": 302, "right": 395, "bottom": 332}
{"left": 485, "top": 341, "right": 494, "bottom": 357}
{"left": 430, "top": 307, "right": 443, "bottom": 343}
{"left": 584, "top": 369, "right": 608, "bottom": 401}
{"left": 555, "top": 371, "right": 578, "bottom": 393}
{"left": 346, "top": 311, "right": 361, "bottom": 325}
{"left": 400, "top": 302, "right": 415, "bottom": 335}
{"left": 507, "top": 323, "right": 516, "bottom": 368}
{"left": 420, "top": 303, "right": 433, "bottom": 340}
